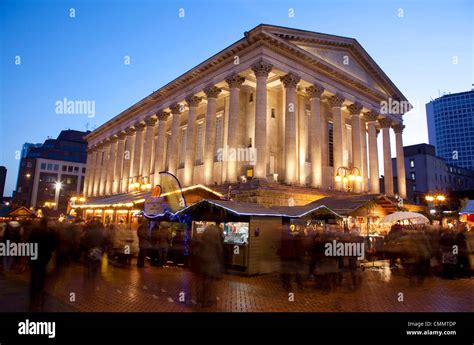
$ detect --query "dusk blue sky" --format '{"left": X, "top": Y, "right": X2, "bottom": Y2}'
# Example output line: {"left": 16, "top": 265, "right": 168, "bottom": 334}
{"left": 1, "top": 0, "right": 472, "bottom": 196}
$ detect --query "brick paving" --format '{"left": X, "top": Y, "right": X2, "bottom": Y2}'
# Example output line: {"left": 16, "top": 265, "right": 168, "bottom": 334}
{"left": 1, "top": 261, "right": 473, "bottom": 312}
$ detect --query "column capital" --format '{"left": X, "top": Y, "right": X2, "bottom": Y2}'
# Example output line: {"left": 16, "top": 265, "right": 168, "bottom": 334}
{"left": 378, "top": 117, "right": 392, "bottom": 128}
{"left": 134, "top": 122, "right": 146, "bottom": 131}
{"left": 125, "top": 127, "right": 136, "bottom": 136}
{"left": 204, "top": 85, "right": 222, "bottom": 99}
{"left": 363, "top": 111, "right": 378, "bottom": 122}
{"left": 157, "top": 110, "right": 171, "bottom": 122}
{"left": 225, "top": 73, "right": 245, "bottom": 88}
{"left": 87, "top": 147, "right": 96, "bottom": 153}
{"left": 116, "top": 130, "right": 127, "bottom": 140}
{"left": 185, "top": 95, "right": 203, "bottom": 107}
{"left": 251, "top": 59, "right": 273, "bottom": 78}
{"left": 280, "top": 72, "right": 301, "bottom": 88}
{"left": 169, "top": 103, "right": 182, "bottom": 115}
{"left": 145, "top": 116, "right": 157, "bottom": 127}
{"left": 109, "top": 135, "right": 118, "bottom": 143}
{"left": 392, "top": 123, "right": 405, "bottom": 134}
{"left": 327, "top": 94, "right": 345, "bottom": 108}
{"left": 306, "top": 84, "right": 324, "bottom": 99}
{"left": 347, "top": 102, "right": 363, "bottom": 116}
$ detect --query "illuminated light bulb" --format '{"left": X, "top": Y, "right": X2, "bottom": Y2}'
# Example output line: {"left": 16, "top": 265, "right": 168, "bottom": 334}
{"left": 355, "top": 175, "right": 363, "bottom": 182}
{"left": 425, "top": 196, "right": 434, "bottom": 201}
{"left": 335, "top": 175, "right": 342, "bottom": 182}
{"left": 348, "top": 174, "right": 355, "bottom": 181}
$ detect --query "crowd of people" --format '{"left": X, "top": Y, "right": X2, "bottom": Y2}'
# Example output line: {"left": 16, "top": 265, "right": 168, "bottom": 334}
{"left": 1, "top": 216, "right": 473, "bottom": 310}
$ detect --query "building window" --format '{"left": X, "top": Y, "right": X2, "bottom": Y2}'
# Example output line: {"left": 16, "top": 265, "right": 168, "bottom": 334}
{"left": 412, "top": 185, "right": 416, "bottom": 192}
{"left": 411, "top": 172, "right": 416, "bottom": 181}
{"left": 195, "top": 123, "right": 204, "bottom": 165}
{"left": 409, "top": 159, "right": 415, "bottom": 168}
{"left": 68, "top": 166, "right": 73, "bottom": 172}
{"left": 41, "top": 163, "right": 46, "bottom": 170}
{"left": 328, "top": 122, "right": 334, "bottom": 167}
{"left": 271, "top": 108, "right": 276, "bottom": 119}
{"left": 74, "top": 166, "right": 79, "bottom": 172}
{"left": 47, "top": 163, "right": 53, "bottom": 170}
{"left": 178, "top": 128, "right": 186, "bottom": 168}
{"left": 82, "top": 167, "right": 86, "bottom": 173}
{"left": 214, "top": 116, "right": 223, "bottom": 161}
{"left": 54, "top": 164, "right": 59, "bottom": 171}
{"left": 62, "top": 165, "right": 67, "bottom": 172}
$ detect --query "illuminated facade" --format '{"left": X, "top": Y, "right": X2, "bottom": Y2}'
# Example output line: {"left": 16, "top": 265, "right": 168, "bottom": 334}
{"left": 83, "top": 24, "right": 410, "bottom": 202}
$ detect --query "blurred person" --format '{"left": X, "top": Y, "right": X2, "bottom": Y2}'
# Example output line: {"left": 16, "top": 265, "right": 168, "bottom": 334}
{"left": 171, "top": 229, "right": 186, "bottom": 266}
{"left": 156, "top": 222, "right": 172, "bottom": 267}
{"left": 2, "top": 219, "right": 22, "bottom": 274}
{"left": 82, "top": 219, "right": 106, "bottom": 287}
{"left": 278, "top": 225, "right": 305, "bottom": 291}
{"left": 194, "top": 224, "right": 224, "bottom": 308}
{"left": 28, "top": 217, "right": 57, "bottom": 312}
{"left": 137, "top": 217, "right": 151, "bottom": 268}
{"left": 455, "top": 225, "right": 470, "bottom": 277}
{"left": 439, "top": 228, "right": 457, "bottom": 279}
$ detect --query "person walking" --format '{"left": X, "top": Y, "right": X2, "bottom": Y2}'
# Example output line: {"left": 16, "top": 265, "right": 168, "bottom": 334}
{"left": 28, "top": 217, "right": 57, "bottom": 312}
{"left": 156, "top": 222, "right": 172, "bottom": 267}
{"left": 194, "top": 224, "right": 224, "bottom": 308}
{"left": 137, "top": 217, "right": 151, "bottom": 268}
{"left": 2, "top": 220, "right": 22, "bottom": 274}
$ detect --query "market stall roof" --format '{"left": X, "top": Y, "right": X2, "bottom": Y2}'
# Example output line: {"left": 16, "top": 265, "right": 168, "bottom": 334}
{"left": 301, "top": 194, "right": 398, "bottom": 217}
{"left": 459, "top": 200, "right": 474, "bottom": 215}
{"left": 73, "top": 184, "right": 224, "bottom": 208}
{"left": 175, "top": 199, "right": 338, "bottom": 218}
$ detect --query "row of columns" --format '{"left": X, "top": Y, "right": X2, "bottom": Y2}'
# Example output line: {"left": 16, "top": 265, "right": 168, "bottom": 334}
{"left": 83, "top": 58, "right": 407, "bottom": 199}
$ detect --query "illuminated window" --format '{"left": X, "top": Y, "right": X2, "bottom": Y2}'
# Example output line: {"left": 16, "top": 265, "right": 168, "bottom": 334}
{"left": 328, "top": 122, "right": 334, "bottom": 167}
{"left": 214, "top": 115, "right": 223, "bottom": 161}
{"left": 195, "top": 123, "right": 204, "bottom": 165}
{"left": 178, "top": 128, "right": 186, "bottom": 168}
{"left": 409, "top": 159, "right": 415, "bottom": 168}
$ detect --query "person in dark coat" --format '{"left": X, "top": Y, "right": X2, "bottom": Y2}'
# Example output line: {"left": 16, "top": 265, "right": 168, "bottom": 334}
{"left": 171, "top": 229, "right": 186, "bottom": 265}
{"left": 2, "top": 220, "right": 22, "bottom": 273}
{"left": 194, "top": 225, "right": 224, "bottom": 308}
{"left": 82, "top": 219, "right": 106, "bottom": 287}
{"left": 28, "top": 217, "right": 57, "bottom": 312}
{"left": 137, "top": 217, "right": 151, "bottom": 268}
{"left": 156, "top": 222, "right": 172, "bottom": 267}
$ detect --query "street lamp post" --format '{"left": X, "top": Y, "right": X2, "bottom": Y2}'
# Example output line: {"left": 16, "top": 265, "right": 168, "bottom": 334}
{"left": 335, "top": 166, "right": 362, "bottom": 192}
{"left": 425, "top": 193, "right": 446, "bottom": 222}
{"left": 54, "top": 181, "right": 62, "bottom": 211}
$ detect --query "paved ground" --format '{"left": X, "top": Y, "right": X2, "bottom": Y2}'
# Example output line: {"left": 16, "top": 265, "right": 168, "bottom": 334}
{"left": 1, "top": 260, "right": 473, "bottom": 312}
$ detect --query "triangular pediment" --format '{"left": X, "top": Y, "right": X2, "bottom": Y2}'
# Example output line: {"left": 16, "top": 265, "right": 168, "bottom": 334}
{"left": 257, "top": 25, "right": 406, "bottom": 101}
{"left": 289, "top": 42, "right": 387, "bottom": 94}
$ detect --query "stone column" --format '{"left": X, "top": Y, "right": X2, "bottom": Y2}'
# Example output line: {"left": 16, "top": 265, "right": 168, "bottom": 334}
{"left": 122, "top": 128, "right": 135, "bottom": 193}
{"left": 348, "top": 102, "right": 363, "bottom": 193}
{"left": 225, "top": 74, "right": 245, "bottom": 183}
{"left": 306, "top": 84, "right": 324, "bottom": 189}
{"left": 153, "top": 111, "right": 170, "bottom": 186}
{"left": 328, "top": 94, "right": 345, "bottom": 190}
{"left": 360, "top": 119, "right": 369, "bottom": 192}
{"left": 93, "top": 143, "right": 104, "bottom": 196}
{"left": 142, "top": 116, "right": 157, "bottom": 183}
{"left": 84, "top": 148, "right": 96, "bottom": 197}
{"left": 202, "top": 86, "right": 222, "bottom": 185}
{"left": 251, "top": 59, "right": 273, "bottom": 179}
{"left": 364, "top": 112, "right": 380, "bottom": 194}
{"left": 184, "top": 95, "right": 202, "bottom": 186}
{"left": 131, "top": 122, "right": 145, "bottom": 182}
{"left": 99, "top": 140, "right": 111, "bottom": 196}
{"left": 105, "top": 136, "right": 118, "bottom": 195}
{"left": 114, "top": 131, "right": 126, "bottom": 194}
{"left": 167, "top": 103, "right": 182, "bottom": 176}
{"left": 379, "top": 118, "right": 394, "bottom": 196}
{"left": 393, "top": 123, "right": 407, "bottom": 199}
{"left": 281, "top": 72, "right": 301, "bottom": 184}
